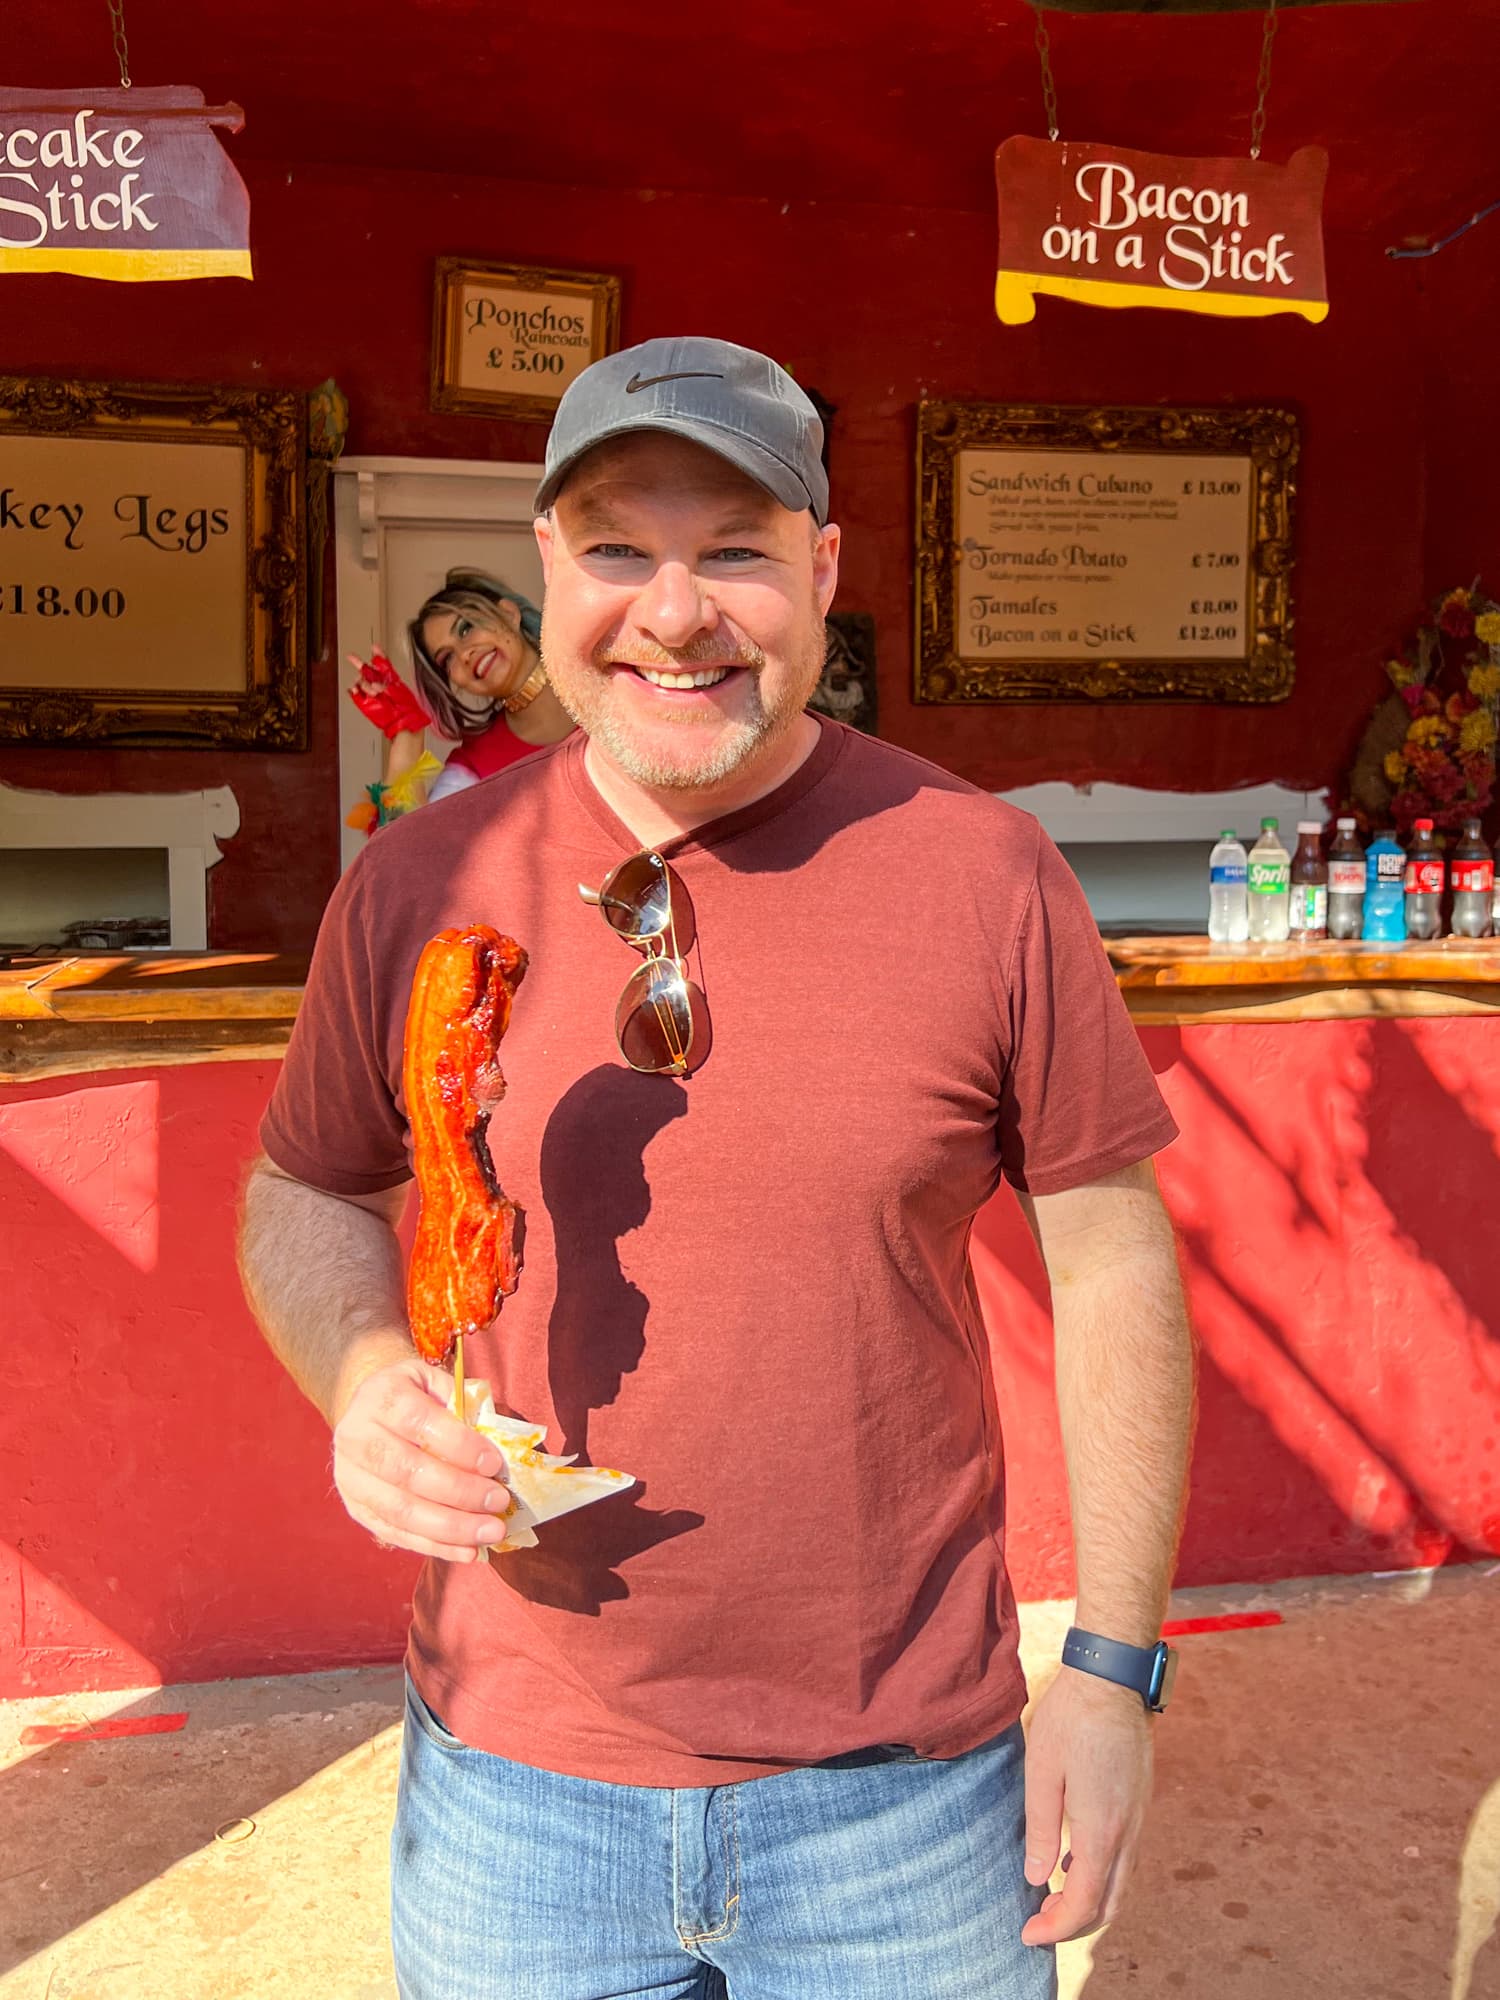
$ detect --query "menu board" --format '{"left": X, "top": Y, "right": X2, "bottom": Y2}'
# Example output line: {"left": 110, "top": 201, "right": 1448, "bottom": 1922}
{"left": 0, "top": 433, "right": 248, "bottom": 693}
{"left": 956, "top": 449, "right": 1253, "bottom": 662}
{"left": 0, "top": 375, "right": 307, "bottom": 749}
{"left": 915, "top": 401, "right": 1298, "bottom": 704}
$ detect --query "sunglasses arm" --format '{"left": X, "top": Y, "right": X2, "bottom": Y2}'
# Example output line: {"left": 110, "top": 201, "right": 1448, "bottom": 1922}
{"left": 577, "top": 884, "right": 639, "bottom": 918}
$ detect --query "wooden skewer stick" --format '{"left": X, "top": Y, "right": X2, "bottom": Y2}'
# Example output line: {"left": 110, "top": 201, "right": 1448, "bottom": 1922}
{"left": 453, "top": 1332, "right": 467, "bottom": 1426}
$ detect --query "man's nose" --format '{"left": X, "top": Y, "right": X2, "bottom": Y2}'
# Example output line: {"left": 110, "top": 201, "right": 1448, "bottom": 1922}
{"left": 636, "top": 561, "right": 718, "bottom": 650}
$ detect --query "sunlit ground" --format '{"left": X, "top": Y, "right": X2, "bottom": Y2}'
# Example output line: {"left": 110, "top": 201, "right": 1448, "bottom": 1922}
{"left": 1, "top": 1568, "right": 1496, "bottom": 2000}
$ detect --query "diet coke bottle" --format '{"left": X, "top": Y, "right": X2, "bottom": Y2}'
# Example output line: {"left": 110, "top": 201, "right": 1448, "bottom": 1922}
{"left": 1450, "top": 816, "right": 1494, "bottom": 938}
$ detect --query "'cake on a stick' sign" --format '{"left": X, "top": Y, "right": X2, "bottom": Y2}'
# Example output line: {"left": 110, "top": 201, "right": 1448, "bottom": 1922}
{"left": 0, "top": 86, "right": 251, "bottom": 282}
{"left": 995, "top": 135, "right": 1327, "bottom": 326}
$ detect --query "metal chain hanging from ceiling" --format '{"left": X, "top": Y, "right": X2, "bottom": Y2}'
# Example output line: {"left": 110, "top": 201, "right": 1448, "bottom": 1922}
{"left": 1030, "top": 0, "right": 1283, "bottom": 157}
{"left": 107, "top": 0, "right": 133, "bottom": 88}
{"left": 1248, "top": 0, "right": 1280, "bottom": 158}
{"left": 1030, "top": 1, "right": 1062, "bottom": 142}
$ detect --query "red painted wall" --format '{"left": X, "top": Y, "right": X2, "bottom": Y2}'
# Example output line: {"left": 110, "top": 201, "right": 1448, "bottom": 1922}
{"left": 3, "top": 1023, "right": 1497, "bottom": 1697}
{"left": 2, "top": 156, "right": 1484, "bottom": 949}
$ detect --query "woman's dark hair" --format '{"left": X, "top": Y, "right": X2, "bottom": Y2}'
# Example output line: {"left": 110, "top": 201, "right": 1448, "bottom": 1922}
{"left": 407, "top": 567, "right": 543, "bottom": 741}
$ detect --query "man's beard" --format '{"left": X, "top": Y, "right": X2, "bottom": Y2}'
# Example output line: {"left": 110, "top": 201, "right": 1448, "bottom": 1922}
{"left": 542, "top": 619, "right": 827, "bottom": 792}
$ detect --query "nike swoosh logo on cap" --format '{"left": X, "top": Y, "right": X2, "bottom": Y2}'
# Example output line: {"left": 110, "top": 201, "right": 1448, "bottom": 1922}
{"left": 625, "top": 370, "right": 725, "bottom": 393}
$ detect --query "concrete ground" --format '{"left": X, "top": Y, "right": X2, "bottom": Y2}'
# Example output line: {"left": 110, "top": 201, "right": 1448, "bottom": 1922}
{"left": 0, "top": 1567, "right": 1496, "bottom": 2000}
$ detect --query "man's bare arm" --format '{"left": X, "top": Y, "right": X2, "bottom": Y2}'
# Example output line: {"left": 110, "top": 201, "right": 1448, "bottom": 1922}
{"left": 1015, "top": 1156, "right": 1196, "bottom": 1947}
{"left": 237, "top": 1154, "right": 510, "bottom": 1560}
{"left": 237, "top": 1154, "right": 413, "bottom": 1424}
{"left": 1024, "top": 1156, "right": 1195, "bottom": 1649}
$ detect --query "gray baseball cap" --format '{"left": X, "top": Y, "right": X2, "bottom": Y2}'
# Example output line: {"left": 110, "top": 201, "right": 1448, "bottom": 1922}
{"left": 534, "top": 336, "right": 829, "bottom": 525}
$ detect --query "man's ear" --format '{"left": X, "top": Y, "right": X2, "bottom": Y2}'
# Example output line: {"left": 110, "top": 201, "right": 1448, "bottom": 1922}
{"left": 534, "top": 512, "right": 555, "bottom": 585}
{"left": 813, "top": 523, "right": 841, "bottom": 617}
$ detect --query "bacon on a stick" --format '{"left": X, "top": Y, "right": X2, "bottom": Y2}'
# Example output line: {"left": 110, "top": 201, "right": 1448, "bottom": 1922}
{"left": 403, "top": 925, "right": 528, "bottom": 1367}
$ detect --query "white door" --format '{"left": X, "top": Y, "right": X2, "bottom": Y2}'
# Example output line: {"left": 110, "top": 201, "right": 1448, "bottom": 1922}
{"left": 333, "top": 458, "right": 545, "bottom": 872}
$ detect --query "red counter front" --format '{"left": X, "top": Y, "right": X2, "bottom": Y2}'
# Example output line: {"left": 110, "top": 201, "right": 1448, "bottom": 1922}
{"left": 3, "top": 984, "right": 1499, "bottom": 1697}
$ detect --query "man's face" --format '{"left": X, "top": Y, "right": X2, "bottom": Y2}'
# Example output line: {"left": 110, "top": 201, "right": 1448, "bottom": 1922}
{"left": 535, "top": 433, "right": 840, "bottom": 793}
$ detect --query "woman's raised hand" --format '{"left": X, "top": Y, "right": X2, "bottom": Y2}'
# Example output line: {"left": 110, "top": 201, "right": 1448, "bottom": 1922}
{"left": 348, "top": 650, "right": 430, "bottom": 739}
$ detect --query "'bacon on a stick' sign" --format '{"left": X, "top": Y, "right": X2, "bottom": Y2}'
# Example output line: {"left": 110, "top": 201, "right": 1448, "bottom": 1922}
{"left": 0, "top": 86, "right": 251, "bottom": 282}
{"left": 995, "top": 135, "right": 1327, "bottom": 327}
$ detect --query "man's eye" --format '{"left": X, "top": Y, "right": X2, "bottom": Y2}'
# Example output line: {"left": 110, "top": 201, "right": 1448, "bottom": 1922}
{"left": 588, "top": 543, "right": 644, "bottom": 560}
{"left": 710, "top": 547, "right": 764, "bottom": 564}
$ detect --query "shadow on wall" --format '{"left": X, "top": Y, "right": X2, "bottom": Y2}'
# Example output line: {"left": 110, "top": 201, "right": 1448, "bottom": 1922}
{"left": 0, "top": 1063, "right": 421, "bottom": 1702}
{"left": 973, "top": 1015, "right": 1500, "bottom": 1600}
{"left": 4, "top": 1017, "right": 1499, "bottom": 1700}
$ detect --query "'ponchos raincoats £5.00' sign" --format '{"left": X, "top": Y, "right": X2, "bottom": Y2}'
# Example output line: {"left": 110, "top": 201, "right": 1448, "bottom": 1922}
{"left": 0, "top": 86, "right": 251, "bottom": 282}
{"left": 995, "top": 136, "right": 1327, "bottom": 327}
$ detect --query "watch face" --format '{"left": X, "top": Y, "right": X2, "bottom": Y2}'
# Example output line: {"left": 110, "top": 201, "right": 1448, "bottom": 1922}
{"left": 1152, "top": 1646, "right": 1179, "bottom": 1710}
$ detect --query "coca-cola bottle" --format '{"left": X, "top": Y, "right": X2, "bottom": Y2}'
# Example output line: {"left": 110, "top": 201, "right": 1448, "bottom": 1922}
{"left": 1404, "top": 818, "right": 1445, "bottom": 941}
{"left": 1450, "top": 817, "right": 1494, "bottom": 938}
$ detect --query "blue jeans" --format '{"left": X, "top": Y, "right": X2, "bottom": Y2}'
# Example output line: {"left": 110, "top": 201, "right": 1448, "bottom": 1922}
{"left": 393, "top": 1676, "right": 1057, "bottom": 2000}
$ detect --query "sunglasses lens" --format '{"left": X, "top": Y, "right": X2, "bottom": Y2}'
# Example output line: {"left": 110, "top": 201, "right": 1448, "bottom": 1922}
{"left": 600, "top": 853, "right": 674, "bottom": 941}
{"left": 616, "top": 958, "right": 700, "bottom": 1074}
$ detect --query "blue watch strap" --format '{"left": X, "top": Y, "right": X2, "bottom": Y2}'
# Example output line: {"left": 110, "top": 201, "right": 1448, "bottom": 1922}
{"left": 1062, "top": 1626, "right": 1175, "bottom": 1712}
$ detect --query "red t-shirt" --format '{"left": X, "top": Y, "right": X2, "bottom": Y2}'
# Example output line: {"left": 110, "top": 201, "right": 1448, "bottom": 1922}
{"left": 261, "top": 719, "right": 1176, "bottom": 1786}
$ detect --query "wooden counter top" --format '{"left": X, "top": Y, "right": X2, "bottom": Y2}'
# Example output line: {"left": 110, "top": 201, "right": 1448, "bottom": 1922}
{"left": 1106, "top": 936, "right": 1500, "bottom": 1024}
{"left": 4, "top": 937, "right": 1500, "bottom": 1083}
{"left": 0, "top": 954, "right": 306, "bottom": 1082}
{"left": 1107, "top": 936, "right": 1500, "bottom": 987}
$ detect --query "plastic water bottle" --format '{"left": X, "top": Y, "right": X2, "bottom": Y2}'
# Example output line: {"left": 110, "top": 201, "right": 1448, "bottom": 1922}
{"left": 1246, "top": 817, "right": 1290, "bottom": 942}
{"left": 1327, "top": 819, "right": 1367, "bottom": 940}
{"left": 1362, "top": 831, "right": 1407, "bottom": 941}
{"left": 1404, "top": 818, "right": 1444, "bottom": 940}
{"left": 1287, "top": 822, "right": 1328, "bottom": 941}
{"left": 1450, "top": 817, "right": 1493, "bottom": 938}
{"left": 1208, "top": 830, "right": 1249, "bottom": 942}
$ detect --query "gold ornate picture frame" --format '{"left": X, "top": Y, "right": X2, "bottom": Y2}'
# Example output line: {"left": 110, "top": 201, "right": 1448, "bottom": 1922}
{"left": 431, "top": 257, "right": 622, "bottom": 421}
{"left": 916, "top": 401, "right": 1299, "bottom": 703}
{"left": 0, "top": 377, "right": 307, "bottom": 749}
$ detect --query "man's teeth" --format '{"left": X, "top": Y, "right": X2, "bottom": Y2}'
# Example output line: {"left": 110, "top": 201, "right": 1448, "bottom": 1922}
{"left": 636, "top": 666, "right": 731, "bottom": 690}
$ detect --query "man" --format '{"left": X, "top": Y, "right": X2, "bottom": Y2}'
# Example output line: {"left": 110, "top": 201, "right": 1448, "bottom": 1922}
{"left": 239, "top": 336, "right": 1193, "bottom": 2000}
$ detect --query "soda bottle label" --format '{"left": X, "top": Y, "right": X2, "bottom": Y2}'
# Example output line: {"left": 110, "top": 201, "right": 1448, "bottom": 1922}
{"left": 1328, "top": 860, "right": 1366, "bottom": 894}
{"left": 1453, "top": 860, "right": 1494, "bottom": 893}
{"left": 1404, "top": 858, "right": 1444, "bottom": 894}
{"left": 1374, "top": 852, "right": 1405, "bottom": 882}
{"left": 1210, "top": 862, "right": 1248, "bottom": 885}
{"left": 1289, "top": 887, "right": 1328, "bottom": 931}
{"left": 1248, "top": 860, "right": 1289, "bottom": 892}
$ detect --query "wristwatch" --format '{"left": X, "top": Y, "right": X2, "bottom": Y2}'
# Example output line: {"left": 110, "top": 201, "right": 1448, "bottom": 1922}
{"left": 1062, "top": 1626, "right": 1178, "bottom": 1713}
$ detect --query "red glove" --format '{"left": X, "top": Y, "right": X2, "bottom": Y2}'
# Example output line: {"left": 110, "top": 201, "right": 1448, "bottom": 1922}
{"left": 348, "top": 650, "right": 429, "bottom": 739}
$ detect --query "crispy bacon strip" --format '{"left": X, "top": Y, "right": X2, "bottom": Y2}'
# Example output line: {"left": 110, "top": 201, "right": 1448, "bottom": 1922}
{"left": 403, "top": 925, "right": 528, "bottom": 1364}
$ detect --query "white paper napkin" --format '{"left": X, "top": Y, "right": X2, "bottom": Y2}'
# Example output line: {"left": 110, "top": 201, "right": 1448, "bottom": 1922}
{"left": 449, "top": 1377, "right": 636, "bottom": 1551}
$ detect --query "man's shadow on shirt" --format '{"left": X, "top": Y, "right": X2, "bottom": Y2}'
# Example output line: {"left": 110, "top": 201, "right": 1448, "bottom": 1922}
{"left": 496, "top": 1065, "right": 704, "bottom": 1616}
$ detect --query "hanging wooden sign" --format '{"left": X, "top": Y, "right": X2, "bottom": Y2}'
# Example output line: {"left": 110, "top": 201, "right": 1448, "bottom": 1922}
{"left": 994, "top": 135, "right": 1327, "bottom": 326}
{"left": 0, "top": 87, "right": 251, "bottom": 282}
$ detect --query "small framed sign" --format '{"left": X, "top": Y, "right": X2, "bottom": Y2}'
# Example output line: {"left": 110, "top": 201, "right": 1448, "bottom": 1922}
{"left": 431, "top": 258, "right": 622, "bottom": 421}
{"left": 916, "top": 400, "right": 1299, "bottom": 704}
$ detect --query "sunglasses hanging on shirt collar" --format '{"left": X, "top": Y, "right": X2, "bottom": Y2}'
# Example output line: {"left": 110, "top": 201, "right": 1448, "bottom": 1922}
{"left": 578, "top": 851, "right": 710, "bottom": 1077}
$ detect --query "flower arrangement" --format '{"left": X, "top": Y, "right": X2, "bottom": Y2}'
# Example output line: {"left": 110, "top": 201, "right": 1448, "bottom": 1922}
{"left": 1345, "top": 582, "right": 1500, "bottom": 838}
